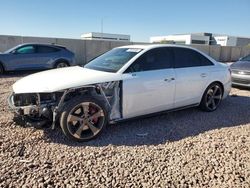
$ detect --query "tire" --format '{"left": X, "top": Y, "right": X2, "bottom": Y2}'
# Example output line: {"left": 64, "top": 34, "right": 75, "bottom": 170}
{"left": 60, "top": 96, "right": 108, "bottom": 142}
{"left": 199, "top": 82, "right": 223, "bottom": 112}
{"left": 0, "top": 63, "right": 4, "bottom": 74}
{"left": 54, "top": 61, "right": 69, "bottom": 68}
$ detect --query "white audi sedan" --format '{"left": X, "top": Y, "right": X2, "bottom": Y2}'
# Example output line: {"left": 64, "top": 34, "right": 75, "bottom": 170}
{"left": 8, "top": 44, "right": 231, "bottom": 142}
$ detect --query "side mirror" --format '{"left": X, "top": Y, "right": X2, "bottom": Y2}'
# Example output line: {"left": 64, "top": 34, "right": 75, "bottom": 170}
{"left": 239, "top": 57, "right": 243, "bottom": 61}
{"left": 10, "top": 50, "right": 17, "bottom": 54}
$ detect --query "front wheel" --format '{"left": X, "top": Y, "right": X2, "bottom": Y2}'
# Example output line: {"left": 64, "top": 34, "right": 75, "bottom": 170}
{"left": 60, "top": 96, "right": 108, "bottom": 142}
{"left": 199, "top": 83, "right": 223, "bottom": 112}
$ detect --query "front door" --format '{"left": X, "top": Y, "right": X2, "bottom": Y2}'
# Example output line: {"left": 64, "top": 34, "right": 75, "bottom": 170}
{"left": 8, "top": 45, "right": 37, "bottom": 70}
{"left": 121, "top": 47, "right": 175, "bottom": 119}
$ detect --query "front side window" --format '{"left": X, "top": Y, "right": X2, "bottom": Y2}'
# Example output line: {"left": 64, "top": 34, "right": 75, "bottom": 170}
{"left": 16, "top": 45, "right": 35, "bottom": 54}
{"left": 85, "top": 48, "right": 142, "bottom": 73}
{"left": 125, "top": 47, "right": 173, "bottom": 73}
{"left": 173, "top": 48, "right": 213, "bottom": 68}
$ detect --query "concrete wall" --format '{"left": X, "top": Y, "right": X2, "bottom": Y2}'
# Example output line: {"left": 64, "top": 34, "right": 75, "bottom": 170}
{"left": 240, "top": 46, "right": 250, "bottom": 58}
{"left": 0, "top": 35, "right": 22, "bottom": 51}
{"left": 190, "top": 44, "right": 210, "bottom": 55}
{"left": 236, "top": 37, "right": 250, "bottom": 46}
{"left": 220, "top": 46, "right": 232, "bottom": 62}
{"left": 209, "top": 45, "right": 221, "bottom": 61}
{"left": 1, "top": 35, "right": 250, "bottom": 64}
{"left": 230, "top": 47, "right": 241, "bottom": 62}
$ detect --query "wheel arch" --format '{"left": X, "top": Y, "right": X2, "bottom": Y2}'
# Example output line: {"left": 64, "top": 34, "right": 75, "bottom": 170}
{"left": 207, "top": 81, "right": 224, "bottom": 96}
{"left": 56, "top": 81, "right": 122, "bottom": 123}
{"left": 200, "top": 80, "right": 224, "bottom": 104}
{"left": 53, "top": 58, "right": 70, "bottom": 68}
{"left": 199, "top": 81, "right": 225, "bottom": 105}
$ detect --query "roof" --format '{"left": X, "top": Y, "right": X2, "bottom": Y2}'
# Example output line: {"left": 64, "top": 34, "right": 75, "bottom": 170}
{"left": 16, "top": 42, "right": 63, "bottom": 47}
{"left": 15, "top": 43, "right": 67, "bottom": 49}
{"left": 117, "top": 44, "right": 197, "bottom": 50}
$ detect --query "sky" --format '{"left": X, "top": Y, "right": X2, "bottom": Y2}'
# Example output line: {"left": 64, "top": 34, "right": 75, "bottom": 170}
{"left": 0, "top": 0, "right": 249, "bottom": 42}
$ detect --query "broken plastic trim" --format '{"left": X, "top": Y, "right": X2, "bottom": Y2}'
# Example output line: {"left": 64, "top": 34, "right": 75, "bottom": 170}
{"left": 98, "top": 81, "right": 122, "bottom": 120}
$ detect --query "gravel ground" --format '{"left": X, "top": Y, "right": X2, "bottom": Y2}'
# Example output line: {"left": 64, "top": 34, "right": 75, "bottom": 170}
{"left": 0, "top": 72, "right": 250, "bottom": 188}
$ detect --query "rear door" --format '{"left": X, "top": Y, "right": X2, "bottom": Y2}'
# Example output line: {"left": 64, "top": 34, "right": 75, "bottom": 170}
{"left": 36, "top": 45, "right": 60, "bottom": 68}
{"left": 122, "top": 47, "right": 175, "bottom": 118}
{"left": 173, "top": 47, "right": 214, "bottom": 107}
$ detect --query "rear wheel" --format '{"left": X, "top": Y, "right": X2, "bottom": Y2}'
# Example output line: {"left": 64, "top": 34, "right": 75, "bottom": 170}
{"left": 55, "top": 61, "right": 69, "bottom": 68}
{"left": 200, "top": 83, "right": 223, "bottom": 112}
{"left": 60, "top": 96, "right": 108, "bottom": 142}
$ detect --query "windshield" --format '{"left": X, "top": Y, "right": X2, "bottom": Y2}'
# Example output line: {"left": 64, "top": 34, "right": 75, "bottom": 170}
{"left": 241, "top": 54, "right": 250, "bottom": 61}
{"left": 84, "top": 48, "right": 142, "bottom": 72}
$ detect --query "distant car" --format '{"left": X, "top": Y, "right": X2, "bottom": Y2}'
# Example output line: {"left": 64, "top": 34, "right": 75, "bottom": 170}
{"left": 0, "top": 43, "right": 76, "bottom": 74}
{"left": 230, "top": 54, "right": 250, "bottom": 88}
{"left": 8, "top": 44, "right": 231, "bottom": 142}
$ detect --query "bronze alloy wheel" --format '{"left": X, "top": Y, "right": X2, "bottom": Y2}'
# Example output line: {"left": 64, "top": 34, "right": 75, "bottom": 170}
{"left": 60, "top": 96, "right": 108, "bottom": 141}
{"left": 67, "top": 102, "right": 105, "bottom": 139}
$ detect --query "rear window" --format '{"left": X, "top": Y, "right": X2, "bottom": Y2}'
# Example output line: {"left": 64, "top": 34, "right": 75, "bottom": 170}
{"left": 173, "top": 48, "right": 213, "bottom": 68}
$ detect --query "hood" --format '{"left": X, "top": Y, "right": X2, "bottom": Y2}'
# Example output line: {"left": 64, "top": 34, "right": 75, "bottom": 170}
{"left": 230, "top": 61, "right": 250, "bottom": 71}
{"left": 13, "top": 66, "right": 122, "bottom": 94}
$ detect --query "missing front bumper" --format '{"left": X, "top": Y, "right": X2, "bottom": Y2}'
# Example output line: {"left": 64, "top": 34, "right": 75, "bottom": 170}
{"left": 8, "top": 93, "right": 39, "bottom": 116}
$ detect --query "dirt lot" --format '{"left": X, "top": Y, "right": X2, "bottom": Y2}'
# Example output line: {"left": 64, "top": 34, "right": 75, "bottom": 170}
{"left": 0, "top": 72, "right": 250, "bottom": 187}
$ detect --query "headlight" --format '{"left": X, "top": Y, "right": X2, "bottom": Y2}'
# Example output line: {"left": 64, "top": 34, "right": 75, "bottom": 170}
{"left": 13, "top": 93, "right": 38, "bottom": 106}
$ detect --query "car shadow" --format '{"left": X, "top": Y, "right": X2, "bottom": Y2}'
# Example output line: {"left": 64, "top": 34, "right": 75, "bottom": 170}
{"left": 0, "top": 70, "right": 41, "bottom": 78}
{"left": 42, "top": 94, "right": 250, "bottom": 147}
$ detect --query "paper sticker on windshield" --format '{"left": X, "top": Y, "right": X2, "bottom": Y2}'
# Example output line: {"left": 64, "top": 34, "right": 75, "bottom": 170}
{"left": 126, "top": 48, "right": 142, "bottom": 53}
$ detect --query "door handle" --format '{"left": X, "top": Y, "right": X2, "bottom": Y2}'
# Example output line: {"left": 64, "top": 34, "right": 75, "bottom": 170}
{"left": 164, "top": 78, "right": 175, "bottom": 82}
{"left": 200, "top": 73, "right": 207, "bottom": 78}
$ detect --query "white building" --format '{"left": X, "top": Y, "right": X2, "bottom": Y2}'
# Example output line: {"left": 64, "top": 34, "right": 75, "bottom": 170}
{"left": 150, "top": 34, "right": 210, "bottom": 45}
{"left": 150, "top": 33, "right": 250, "bottom": 46}
{"left": 81, "top": 32, "right": 130, "bottom": 42}
{"left": 213, "top": 35, "right": 250, "bottom": 46}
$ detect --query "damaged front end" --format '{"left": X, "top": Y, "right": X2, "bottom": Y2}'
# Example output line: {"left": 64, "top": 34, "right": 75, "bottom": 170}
{"left": 8, "top": 81, "right": 122, "bottom": 129}
{"left": 8, "top": 92, "right": 61, "bottom": 127}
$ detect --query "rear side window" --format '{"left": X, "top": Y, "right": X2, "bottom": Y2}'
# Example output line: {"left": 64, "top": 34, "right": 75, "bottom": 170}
{"left": 126, "top": 47, "right": 173, "bottom": 72}
{"left": 37, "top": 46, "right": 59, "bottom": 53}
{"left": 173, "top": 48, "right": 213, "bottom": 68}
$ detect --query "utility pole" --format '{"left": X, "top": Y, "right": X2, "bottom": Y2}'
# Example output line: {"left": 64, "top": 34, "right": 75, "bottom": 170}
{"left": 101, "top": 19, "right": 103, "bottom": 39}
